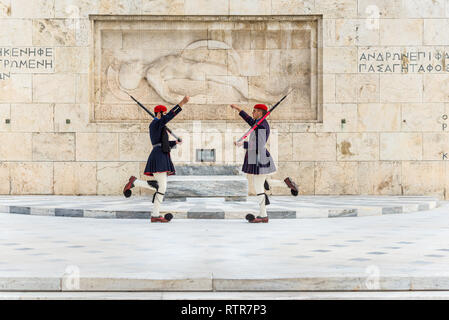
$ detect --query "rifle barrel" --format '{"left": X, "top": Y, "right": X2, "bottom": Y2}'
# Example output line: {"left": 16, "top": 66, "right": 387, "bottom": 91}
{"left": 236, "top": 90, "right": 293, "bottom": 143}
{"left": 127, "top": 94, "right": 182, "bottom": 142}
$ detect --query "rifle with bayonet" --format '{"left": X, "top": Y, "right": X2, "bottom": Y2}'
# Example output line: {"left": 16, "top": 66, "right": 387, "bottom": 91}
{"left": 236, "top": 89, "right": 294, "bottom": 143}
{"left": 126, "top": 93, "right": 182, "bottom": 142}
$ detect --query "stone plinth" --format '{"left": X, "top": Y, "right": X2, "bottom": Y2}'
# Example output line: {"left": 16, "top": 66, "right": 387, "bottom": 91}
{"left": 175, "top": 165, "right": 241, "bottom": 176}
{"left": 163, "top": 165, "right": 247, "bottom": 200}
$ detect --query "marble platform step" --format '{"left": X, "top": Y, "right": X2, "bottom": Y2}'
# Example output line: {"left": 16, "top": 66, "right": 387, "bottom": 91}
{"left": 2, "top": 274, "right": 448, "bottom": 292}
{"left": 165, "top": 175, "right": 247, "bottom": 200}
{"left": 175, "top": 165, "right": 241, "bottom": 175}
{"left": 0, "top": 195, "right": 439, "bottom": 219}
{"left": 163, "top": 165, "right": 246, "bottom": 200}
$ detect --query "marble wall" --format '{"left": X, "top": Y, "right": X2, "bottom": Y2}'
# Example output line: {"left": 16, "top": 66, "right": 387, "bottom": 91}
{"left": 0, "top": 0, "right": 448, "bottom": 199}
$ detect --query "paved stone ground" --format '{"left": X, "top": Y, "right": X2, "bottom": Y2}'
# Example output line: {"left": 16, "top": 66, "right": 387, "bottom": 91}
{"left": 1, "top": 201, "right": 449, "bottom": 294}
{"left": 0, "top": 195, "right": 439, "bottom": 219}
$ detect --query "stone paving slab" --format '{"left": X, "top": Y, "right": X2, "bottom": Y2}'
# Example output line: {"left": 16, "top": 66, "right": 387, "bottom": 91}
{"left": 2, "top": 275, "right": 448, "bottom": 292}
{"left": 1, "top": 204, "right": 449, "bottom": 292}
{"left": 3, "top": 291, "right": 449, "bottom": 300}
{"left": 77, "top": 276, "right": 213, "bottom": 292}
{"left": 0, "top": 196, "right": 439, "bottom": 220}
{"left": 0, "top": 276, "right": 62, "bottom": 291}
{"left": 0, "top": 202, "right": 449, "bottom": 292}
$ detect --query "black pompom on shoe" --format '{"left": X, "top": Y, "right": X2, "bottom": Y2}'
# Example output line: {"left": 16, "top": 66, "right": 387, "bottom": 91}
{"left": 245, "top": 214, "right": 255, "bottom": 222}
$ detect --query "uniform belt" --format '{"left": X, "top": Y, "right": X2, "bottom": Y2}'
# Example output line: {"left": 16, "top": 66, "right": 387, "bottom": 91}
{"left": 152, "top": 143, "right": 162, "bottom": 147}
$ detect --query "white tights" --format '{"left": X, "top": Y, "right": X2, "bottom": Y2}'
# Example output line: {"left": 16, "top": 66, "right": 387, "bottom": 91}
{"left": 133, "top": 172, "right": 167, "bottom": 217}
{"left": 265, "top": 177, "right": 288, "bottom": 189}
{"left": 251, "top": 174, "right": 268, "bottom": 217}
{"left": 249, "top": 175, "right": 295, "bottom": 217}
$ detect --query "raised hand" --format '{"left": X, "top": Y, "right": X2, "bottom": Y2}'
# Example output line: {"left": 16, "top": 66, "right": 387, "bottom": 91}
{"left": 230, "top": 104, "right": 241, "bottom": 112}
{"left": 179, "top": 96, "right": 190, "bottom": 106}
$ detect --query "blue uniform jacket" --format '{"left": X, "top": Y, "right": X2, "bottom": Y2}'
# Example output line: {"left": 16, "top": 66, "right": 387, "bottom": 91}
{"left": 144, "top": 104, "right": 182, "bottom": 176}
{"left": 239, "top": 110, "right": 276, "bottom": 175}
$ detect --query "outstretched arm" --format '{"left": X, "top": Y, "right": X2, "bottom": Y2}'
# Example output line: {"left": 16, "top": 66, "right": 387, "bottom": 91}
{"left": 230, "top": 104, "right": 256, "bottom": 127}
{"left": 178, "top": 96, "right": 190, "bottom": 108}
{"left": 161, "top": 96, "right": 190, "bottom": 125}
{"left": 230, "top": 104, "right": 241, "bottom": 113}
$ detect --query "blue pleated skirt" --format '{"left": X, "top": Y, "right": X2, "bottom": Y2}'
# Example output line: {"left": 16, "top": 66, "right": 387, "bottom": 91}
{"left": 144, "top": 146, "right": 175, "bottom": 176}
{"left": 241, "top": 149, "right": 276, "bottom": 175}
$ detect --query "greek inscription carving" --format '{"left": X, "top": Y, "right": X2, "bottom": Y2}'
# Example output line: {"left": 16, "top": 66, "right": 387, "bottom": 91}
{"left": 359, "top": 48, "right": 449, "bottom": 73}
{"left": 0, "top": 47, "right": 54, "bottom": 80}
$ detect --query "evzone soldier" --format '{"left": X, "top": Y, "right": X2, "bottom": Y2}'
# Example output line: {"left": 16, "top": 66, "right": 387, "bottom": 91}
{"left": 123, "top": 96, "right": 190, "bottom": 223}
{"left": 230, "top": 103, "right": 299, "bottom": 223}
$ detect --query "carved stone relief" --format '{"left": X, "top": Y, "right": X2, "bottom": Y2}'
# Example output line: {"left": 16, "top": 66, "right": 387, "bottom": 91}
{"left": 92, "top": 16, "right": 321, "bottom": 121}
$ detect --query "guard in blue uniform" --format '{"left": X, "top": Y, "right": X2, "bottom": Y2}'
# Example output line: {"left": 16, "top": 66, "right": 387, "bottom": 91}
{"left": 123, "top": 96, "right": 190, "bottom": 223}
{"left": 230, "top": 103, "right": 276, "bottom": 223}
{"left": 238, "top": 104, "right": 276, "bottom": 176}
{"left": 144, "top": 104, "right": 180, "bottom": 177}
